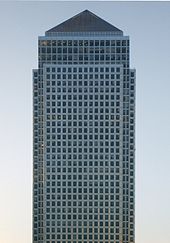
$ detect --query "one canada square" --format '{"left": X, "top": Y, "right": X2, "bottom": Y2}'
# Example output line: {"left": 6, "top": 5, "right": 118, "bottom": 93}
{"left": 33, "top": 10, "right": 135, "bottom": 243}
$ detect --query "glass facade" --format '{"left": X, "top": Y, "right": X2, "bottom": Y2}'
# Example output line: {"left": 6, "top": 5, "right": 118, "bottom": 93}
{"left": 33, "top": 10, "right": 135, "bottom": 243}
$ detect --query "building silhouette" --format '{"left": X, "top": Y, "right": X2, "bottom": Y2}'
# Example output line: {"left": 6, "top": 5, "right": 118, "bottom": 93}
{"left": 33, "top": 10, "right": 135, "bottom": 243}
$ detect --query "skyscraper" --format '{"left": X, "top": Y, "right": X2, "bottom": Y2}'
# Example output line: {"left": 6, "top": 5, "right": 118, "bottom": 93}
{"left": 33, "top": 10, "right": 135, "bottom": 243}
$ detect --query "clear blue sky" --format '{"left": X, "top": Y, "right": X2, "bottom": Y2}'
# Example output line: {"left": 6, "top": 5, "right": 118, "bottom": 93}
{"left": 0, "top": 1, "right": 170, "bottom": 243}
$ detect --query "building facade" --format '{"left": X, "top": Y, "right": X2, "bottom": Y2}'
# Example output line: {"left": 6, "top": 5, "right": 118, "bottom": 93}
{"left": 33, "top": 10, "right": 135, "bottom": 243}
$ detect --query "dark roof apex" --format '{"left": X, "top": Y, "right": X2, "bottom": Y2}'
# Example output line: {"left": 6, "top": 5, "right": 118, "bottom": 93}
{"left": 46, "top": 10, "right": 123, "bottom": 33}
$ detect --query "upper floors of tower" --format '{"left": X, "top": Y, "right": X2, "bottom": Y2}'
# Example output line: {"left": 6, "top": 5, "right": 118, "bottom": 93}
{"left": 37, "top": 10, "right": 129, "bottom": 66}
